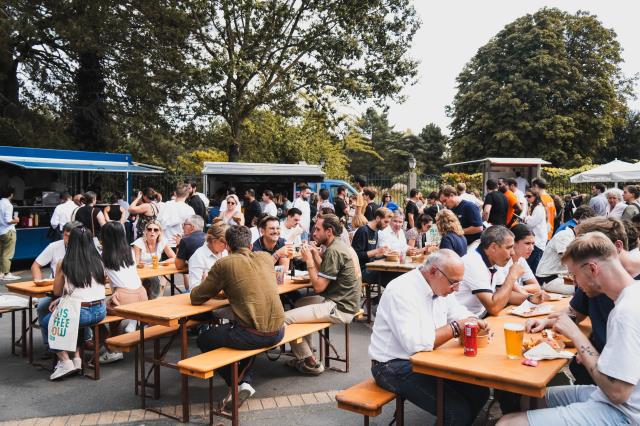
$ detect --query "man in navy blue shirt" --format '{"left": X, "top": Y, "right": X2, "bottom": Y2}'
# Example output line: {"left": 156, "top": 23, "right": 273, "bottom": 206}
{"left": 441, "top": 186, "right": 483, "bottom": 244}
{"left": 175, "top": 215, "right": 206, "bottom": 290}
{"left": 252, "top": 215, "right": 290, "bottom": 270}
{"left": 352, "top": 207, "right": 392, "bottom": 284}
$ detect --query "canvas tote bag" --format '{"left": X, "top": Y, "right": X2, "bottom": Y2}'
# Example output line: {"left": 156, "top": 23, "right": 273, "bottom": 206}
{"left": 47, "top": 283, "right": 82, "bottom": 352}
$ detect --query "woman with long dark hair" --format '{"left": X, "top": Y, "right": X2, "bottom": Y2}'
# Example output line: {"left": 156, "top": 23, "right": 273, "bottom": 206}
{"left": 128, "top": 187, "right": 161, "bottom": 238}
{"left": 103, "top": 195, "right": 126, "bottom": 224}
{"left": 523, "top": 191, "right": 548, "bottom": 273}
{"left": 41, "top": 227, "right": 106, "bottom": 380}
{"left": 100, "top": 222, "right": 148, "bottom": 363}
{"left": 71, "top": 191, "right": 106, "bottom": 238}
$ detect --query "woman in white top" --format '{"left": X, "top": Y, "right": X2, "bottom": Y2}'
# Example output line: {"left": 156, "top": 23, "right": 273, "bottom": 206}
{"left": 42, "top": 226, "right": 106, "bottom": 381}
{"left": 606, "top": 189, "right": 626, "bottom": 219}
{"left": 131, "top": 220, "right": 175, "bottom": 299}
{"left": 220, "top": 195, "right": 244, "bottom": 226}
{"left": 188, "top": 223, "right": 228, "bottom": 289}
{"left": 100, "top": 222, "right": 148, "bottom": 362}
{"left": 523, "top": 191, "right": 548, "bottom": 274}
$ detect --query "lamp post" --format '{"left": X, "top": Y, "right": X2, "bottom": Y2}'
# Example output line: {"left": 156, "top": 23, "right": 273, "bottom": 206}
{"left": 408, "top": 156, "right": 417, "bottom": 192}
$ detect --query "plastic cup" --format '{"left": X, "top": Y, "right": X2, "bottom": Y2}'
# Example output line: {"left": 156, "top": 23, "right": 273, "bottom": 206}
{"left": 275, "top": 266, "right": 285, "bottom": 285}
{"left": 504, "top": 323, "right": 525, "bottom": 359}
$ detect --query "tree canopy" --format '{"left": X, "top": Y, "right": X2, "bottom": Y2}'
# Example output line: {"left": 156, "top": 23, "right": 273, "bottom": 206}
{"left": 448, "top": 8, "right": 635, "bottom": 167}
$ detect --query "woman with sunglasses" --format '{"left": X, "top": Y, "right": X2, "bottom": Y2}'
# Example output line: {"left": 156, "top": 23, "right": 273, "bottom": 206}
{"left": 41, "top": 227, "right": 106, "bottom": 380}
{"left": 522, "top": 191, "right": 548, "bottom": 273}
{"left": 220, "top": 195, "right": 244, "bottom": 226}
{"left": 131, "top": 220, "right": 176, "bottom": 298}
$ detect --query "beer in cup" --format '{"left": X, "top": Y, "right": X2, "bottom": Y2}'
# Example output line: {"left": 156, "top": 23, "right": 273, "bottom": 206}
{"left": 504, "top": 322, "right": 525, "bottom": 359}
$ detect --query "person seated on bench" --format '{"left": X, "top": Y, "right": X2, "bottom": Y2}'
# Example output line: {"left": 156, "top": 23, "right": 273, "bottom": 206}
{"left": 187, "top": 222, "right": 228, "bottom": 290}
{"left": 31, "top": 220, "right": 82, "bottom": 353}
{"left": 190, "top": 225, "right": 285, "bottom": 411}
{"left": 284, "top": 214, "right": 361, "bottom": 375}
{"left": 369, "top": 249, "right": 490, "bottom": 425}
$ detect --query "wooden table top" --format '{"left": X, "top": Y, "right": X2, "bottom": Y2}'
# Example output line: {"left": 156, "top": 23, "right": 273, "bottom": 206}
{"left": 410, "top": 297, "right": 587, "bottom": 398}
{"left": 113, "top": 279, "right": 311, "bottom": 327}
{"left": 7, "top": 265, "right": 185, "bottom": 298}
{"left": 366, "top": 260, "right": 420, "bottom": 273}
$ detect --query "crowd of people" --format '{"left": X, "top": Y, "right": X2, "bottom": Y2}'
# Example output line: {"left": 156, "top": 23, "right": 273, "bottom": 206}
{"left": 2, "top": 174, "right": 640, "bottom": 424}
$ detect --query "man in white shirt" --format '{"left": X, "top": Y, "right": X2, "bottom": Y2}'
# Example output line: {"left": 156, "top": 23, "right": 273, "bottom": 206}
{"left": 456, "top": 182, "right": 483, "bottom": 209}
{"left": 292, "top": 184, "right": 311, "bottom": 240}
{"left": 369, "top": 250, "right": 490, "bottom": 425}
{"left": 188, "top": 231, "right": 227, "bottom": 290}
{"left": 377, "top": 210, "right": 409, "bottom": 255}
{"left": 280, "top": 208, "right": 303, "bottom": 244}
{"left": 0, "top": 187, "right": 20, "bottom": 281}
{"left": 50, "top": 192, "right": 77, "bottom": 235}
{"left": 456, "top": 225, "right": 520, "bottom": 317}
{"left": 157, "top": 183, "right": 196, "bottom": 248}
{"left": 499, "top": 232, "right": 640, "bottom": 426}
{"left": 261, "top": 190, "right": 278, "bottom": 217}
{"left": 514, "top": 171, "right": 528, "bottom": 194}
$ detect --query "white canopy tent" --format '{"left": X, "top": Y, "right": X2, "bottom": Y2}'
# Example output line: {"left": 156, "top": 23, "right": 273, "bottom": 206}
{"left": 610, "top": 161, "right": 640, "bottom": 182}
{"left": 569, "top": 160, "right": 636, "bottom": 184}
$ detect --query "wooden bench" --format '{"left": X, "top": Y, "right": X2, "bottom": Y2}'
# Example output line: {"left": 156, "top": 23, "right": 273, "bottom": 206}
{"left": 178, "top": 322, "right": 332, "bottom": 426}
{"left": 106, "top": 319, "right": 202, "bottom": 396}
{"left": 336, "top": 379, "right": 404, "bottom": 426}
{"left": 0, "top": 306, "right": 29, "bottom": 357}
{"left": 78, "top": 315, "right": 124, "bottom": 380}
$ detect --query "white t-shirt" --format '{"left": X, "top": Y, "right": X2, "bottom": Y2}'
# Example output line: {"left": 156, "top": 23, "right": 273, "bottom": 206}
{"left": 377, "top": 227, "right": 408, "bottom": 254}
{"left": 132, "top": 238, "right": 168, "bottom": 264}
{"left": 262, "top": 201, "right": 278, "bottom": 217}
{"left": 514, "top": 189, "right": 527, "bottom": 214}
{"left": 50, "top": 200, "right": 78, "bottom": 231}
{"left": 590, "top": 283, "right": 640, "bottom": 423}
{"left": 536, "top": 228, "right": 575, "bottom": 277}
{"left": 0, "top": 198, "right": 15, "bottom": 235}
{"left": 292, "top": 197, "right": 311, "bottom": 233}
{"left": 369, "top": 268, "right": 472, "bottom": 362}
{"left": 460, "top": 192, "right": 483, "bottom": 208}
{"left": 524, "top": 204, "right": 548, "bottom": 250}
{"left": 105, "top": 263, "right": 142, "bottom": 290}
{"left": 515, "top": 176, "right": 528, "bottom": 194}
{"left": 188, "top": 245, "right": 227, "bottom": 289}
{"left": 280, "top": 222, "right": 303, "bottom": 244}
{"left": 68, "top": 278, "right": 104, "bottom": 302}
{"left": 456, "top": 249, "right": 500, "bottom": 317}
{"left": 35, "top": 240, "right": 66, "bottom": 277}
{"left": 493, "top": 257, "right": 535, "bottom": 288}
{"left": 156, "top": 200, "right": 195, "bottom": 247}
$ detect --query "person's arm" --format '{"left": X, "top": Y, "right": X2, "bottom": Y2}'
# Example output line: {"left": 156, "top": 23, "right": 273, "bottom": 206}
{"left": 512, "top": 198, "right": 523, "bottom": 215}
{"left": 463, "top": 203, "right": 484, "bottom": 235}
{"left": 103, "top": 206, "right": 110, "bottom": 220}
{"left": 163, "top": 245, "right": 176, "bottom": 260}
{"left": 175, "top": 257, "right": 186, "bottom": 270}
{"left": 133, "top": 245, "right": 142, "bottom": 264}
{"left": 31, "top": 261, "right": 44, "bottom": 280}
{"left": 525, "top": 205, "right": 545, "bottom": 227}
{"left": 553, "top": 314, "right": 636, "bottom": 405}
{"left": 96, "top": 210, "right": 107, "bottom": 227}
{"left": 50, "top": 206, "right": 60, "bottom": 229}
{"left": 52, "top": 263, "right": 64, "bottom": 297}
{"left": 301, "top": 245, "right": 331, "bottom": 293}
{"left": 190, "top": 263, "right": 223, "bottom": 305}
{"left": 119, "top": 207, "right": 126, "bottom": 224}
{"left": 482, "top": 204, "right": 491, "bottom": 222}
{"left": 128, "top": 193, "right": 147, "bottom": 214}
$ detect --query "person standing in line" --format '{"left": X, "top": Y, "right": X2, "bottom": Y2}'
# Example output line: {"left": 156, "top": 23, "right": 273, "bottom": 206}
{"left": 188, "top": 181, "right": 209, "bottom": 208}
{"left": 156, "top": 183, "right": 195, "bottom": 249}
{"left": 514, "top": 171, "right": 528, "bottom": 194}
{"left": 507, "top": 178, "right": 527, "bottom": 214}
{"left": 405, "top": 188, "right": 421, "bottom": 229}
{"left": 483, "top": 179, "right": 508, "bottom": 226}
{"left": 334, "top": 185, "right": 350, "bottom": 221}
{"left": 531, "top": 178, "right": 556, "bottom": 239}
{"left": 50, "top": 192, "right": 77, "bottom": 240}
{"left": 362, "top": 187, "right": 379, "bottom": 221}
{"left": 242, "top": 189, "right": 262, "bottom": 229}
{"left": 0, "top": 187, "right": 20, "bottom": 281}
{"left": 261, "top": 190, "right": 278, "bottom": 217}
{"left": 440, "top": 186, "right": 484, "bottom": 245}
{"left": 522, "top": 190, "right": 548, "bottom": 274}
{"left": 588, "top": 183, "right": 608, "bottom": 216}
{"left": 103, "top": 195, "right": 126, "bottom": 224}
{"left": 186, "top": 183, "right": 208, "bottom": 226}
{"left": 128, "top": 187, "right": 161, "bottom": 239}
{"left": 292, "top": 184, "right": 312, "bottom": 241}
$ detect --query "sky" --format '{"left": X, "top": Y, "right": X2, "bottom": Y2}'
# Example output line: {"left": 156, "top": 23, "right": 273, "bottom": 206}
{"left": 376, "top": 1, "right": 640, "bottom": 135}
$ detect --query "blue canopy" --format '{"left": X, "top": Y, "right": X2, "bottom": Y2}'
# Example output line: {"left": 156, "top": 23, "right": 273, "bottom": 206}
{"left": 0, "top": 146, "right": 163, "bottom": 174}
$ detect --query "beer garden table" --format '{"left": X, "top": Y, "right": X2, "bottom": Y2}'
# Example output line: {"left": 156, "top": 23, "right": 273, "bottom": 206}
{"left": 365, "top": 259, "right": 420, "bottom": 274}
{"left": 5, "top": 264, "right": 186, "bottom": 364}
{"left": 112, "top": 279, "right": 312, "bottom": 423}
{"left": 410, "top": 297, "right": 591, "bottom": 426}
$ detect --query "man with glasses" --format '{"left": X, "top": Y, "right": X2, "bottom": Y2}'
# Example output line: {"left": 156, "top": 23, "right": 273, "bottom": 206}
{"left": 369, "top": 250, "right": 490, "bottom": 425}
{"left": 500, "top": 232, "right": 640, "bottom": 426}
{"left": 175, "top": 215, "right": 206, "bottom": 291}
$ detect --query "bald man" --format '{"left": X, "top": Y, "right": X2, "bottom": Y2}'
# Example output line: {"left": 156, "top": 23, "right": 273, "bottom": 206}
{"left": 369, "top": 250, "right": 490, "bottom": 425}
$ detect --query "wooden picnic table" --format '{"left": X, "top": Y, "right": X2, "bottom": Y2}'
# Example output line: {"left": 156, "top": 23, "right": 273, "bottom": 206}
{"left": 410, "top": 297, "right": 590, "bottom": 426}
{"left": 5, "top": 265, "right": 185, "bottom": 364}
{"left": 365, "top": 260, "right": 420, "bottom": 273}
{"left": 113, "top": 279, "right": 312, "bottom": 423}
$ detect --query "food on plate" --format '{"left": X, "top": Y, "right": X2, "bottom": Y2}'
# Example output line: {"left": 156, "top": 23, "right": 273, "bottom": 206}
{"left": 523, "top": 330, "right": 566, "bottom": 352}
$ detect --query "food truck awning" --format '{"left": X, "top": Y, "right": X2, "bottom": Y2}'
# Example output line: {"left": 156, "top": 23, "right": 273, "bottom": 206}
{"left": 445, "top": 157, "right": 551, "bottom": 167}
{"left": 202, "top": 162, "right": 325, "bottom": 180}
{"left": 0, "top": 146, "right": 163, "bottom": 173}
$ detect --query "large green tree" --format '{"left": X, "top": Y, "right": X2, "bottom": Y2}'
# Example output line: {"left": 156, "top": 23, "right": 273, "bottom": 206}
{"left": 188, "top": 0, "right": 420, "bottom": 161}
{"left": 598, "top": 110, "right": 640, "bottom": 163}
{"left": 448, "top": 8, "right": 634, "bottom": 167}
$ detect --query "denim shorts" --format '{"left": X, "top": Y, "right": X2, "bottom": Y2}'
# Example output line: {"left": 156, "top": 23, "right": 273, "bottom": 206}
{"left": 527, "top": 385, "right": 631, "bottom": 426}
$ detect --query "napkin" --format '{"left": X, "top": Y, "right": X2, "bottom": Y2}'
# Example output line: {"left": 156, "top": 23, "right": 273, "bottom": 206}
{"left": 293, "top": 270, "right": 309, "bottom": 277}
{"left": 524, "top": 342, "right": 574, "bottom": 361}
{"left": 511, "top": 300, "right": 554, "bottom": 316}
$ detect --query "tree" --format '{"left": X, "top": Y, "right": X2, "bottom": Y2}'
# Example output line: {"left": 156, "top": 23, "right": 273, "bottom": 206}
{"left": 188, "top": 0, "right": 419, "bottom": 161}
{"left": 419, "top": 123, "right": 448, "bottom": 175}
{"left": 448, "top": 8, "right": 634, "bottom": 167}
{"left": 598, "top": 111, "right": 640, "bottom": 163}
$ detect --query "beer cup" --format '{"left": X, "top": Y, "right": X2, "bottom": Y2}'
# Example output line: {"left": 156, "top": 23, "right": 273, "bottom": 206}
{"left": 504, "top": 322, "right": 525, "bottom": 359}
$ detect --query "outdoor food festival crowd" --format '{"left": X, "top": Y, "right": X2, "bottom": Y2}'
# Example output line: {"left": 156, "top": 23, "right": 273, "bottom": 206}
{"left": 1, "top": 174, "right": 640, "bottom": 426}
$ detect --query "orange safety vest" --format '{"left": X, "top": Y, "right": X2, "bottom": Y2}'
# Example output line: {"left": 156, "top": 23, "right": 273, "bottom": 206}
{"left": 540, "top": 193, "right": 556, "bottom": 239}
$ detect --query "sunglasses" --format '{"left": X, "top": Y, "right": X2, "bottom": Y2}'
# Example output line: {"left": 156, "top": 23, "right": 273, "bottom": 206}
{"left": 146, "top": 227, "right": 160, "bottom": 232}
{"left": 227, "top": 201, "right": 236, "bottom": 205}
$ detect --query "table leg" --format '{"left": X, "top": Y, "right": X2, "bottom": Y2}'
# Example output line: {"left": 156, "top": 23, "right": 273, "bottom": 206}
{"left": 21, "top": 308, "right": 26, "bottom": 357}
{"left": 140, "top": 323, "right": 146, "bottom": 409}
{"left": 231, "top": 362, "right": 239, "bottom": 426}
{"left": 28, "top": 297, "right": 34, "bottom": 364}
{"left": 11, "top": 311, "right": 15, "bottom": 355}
{"left": 180, "top": 319, "right": 190, "bottom": 422}
{"left": 436, "top": 377, "right": 444, "bottom": 426}
{"left": 170, "top": 275, "right": 175, "bottom": 296}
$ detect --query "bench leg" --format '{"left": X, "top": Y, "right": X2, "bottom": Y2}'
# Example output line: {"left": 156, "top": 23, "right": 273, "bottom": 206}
{"left": 344, "top": 323, "right": 350, "bottom": 372}
{"left": 153, "top": 339, "right": 161, "bottom": 399}
{"left": 21, "top": 309, "right": 27, "bottom": 357}
{"left": 140, "top": 324, "right": 146, "bottom": 409}
{"left": 324, "top": 327, "right": 330, "bottom": 368}
{"left": 11, "top": 311, "right": 16, "bottom": 355}
{"left": 364, "top": 415, "right": 369, "bottom": 426}
{"left": 92, "top": 324, "right": 101, "bottom": 380}
{"left": 180, "top": 319, "right": 190, "bottom": 422}
{"left": 436, "top": 377, "right": 444, "bottom": 426}
{"left": 134, "top": 346, "right": 139, "bottom": 396}
{"left": 394, "top": 396, "right": 405, "bottom": 426}
{"left": 366, "top": 283, "right": 372, "bottom": 323}
{"left": 28, "top": 297, "right": 34, "bottom": 364}
{"left": 209, "top": 377, "right": 214, "bottom": 425}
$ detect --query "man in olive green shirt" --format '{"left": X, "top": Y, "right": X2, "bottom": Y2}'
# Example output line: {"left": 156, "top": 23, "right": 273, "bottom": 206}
{"left": 191, "top": 225, "right": 285, "bottom": 411}
{"left": 284, "top": 214, "right": 361, "bottom": 375}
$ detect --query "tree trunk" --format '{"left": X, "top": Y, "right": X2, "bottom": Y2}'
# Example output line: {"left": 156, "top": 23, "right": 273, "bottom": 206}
{"left": 71, "top": 50, "right": 111, "bottom": 151}
{"left": 226, "top": 119, "right": 242, "bottom": 162}
{"left": 0, "top": 29, "right": 20, "bottom": 118}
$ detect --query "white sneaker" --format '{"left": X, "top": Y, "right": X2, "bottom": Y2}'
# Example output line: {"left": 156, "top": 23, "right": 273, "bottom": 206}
{"left": 2, "top": 273, "right": 21, "bottom": 281}
{"left": 222, "top": 382, "right": 256, "bottom": 412}
{"left": 99, "top": 351, "right": 123, "bottom": 364}
{"left": 50, "top": 360, "right": 77, "bottom": 380}
{"left": 72, "top": 357, "right": 82, "bottom": 370}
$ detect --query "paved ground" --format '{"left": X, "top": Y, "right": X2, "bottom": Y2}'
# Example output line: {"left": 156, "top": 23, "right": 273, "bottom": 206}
{"left": 0, "top": 268, "right": 500, "bottom": 425}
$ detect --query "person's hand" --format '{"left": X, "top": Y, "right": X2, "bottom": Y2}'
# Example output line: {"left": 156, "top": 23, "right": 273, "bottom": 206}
{"left": 525, "top": 317, "right": 549, "bottom": 333}
{"left": 376, "top": 246, "right": 389, "bottom": 257}
{"left": 551, "top": 313, "right": 581, "bottom": 341}
{"left": 507, "top": 262, "right": 525, "bottom": 279}
{"left": 174, "top": 233, "right": 183, "bottom": 245}
{"left": 300, "top": 244, "right": 314, "bottom": 262}
{"left": 275, "top": 246, "right": 290, "bottom": 259}
{"left": 527, "top": 291, "right": 548, "bottom": 304}
{"left": 477, "top": 319, "right": 490, "bottom": 333}
{"left": 137, "top": 191, "right": 143, "bottom": 199}
{"left": 48, "top": 298, "right": 60, "bottom": 312}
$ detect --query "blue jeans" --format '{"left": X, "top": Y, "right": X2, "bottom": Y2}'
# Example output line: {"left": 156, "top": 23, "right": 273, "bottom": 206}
{"left": 41, "top": 302, "right": 106, "bottom": 352}
{"left": 372, "top": 359, "right": 489, "bottom": 426}
{"left": 197, "top": 322, "right": 284, "bottom": 387}
{"left": 37, "top": 296, "right": 54, "bottom": 345}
